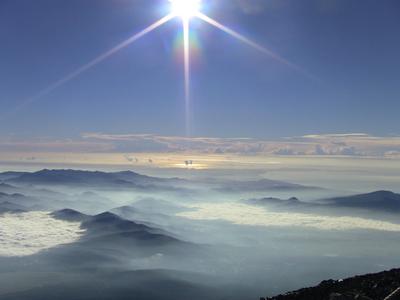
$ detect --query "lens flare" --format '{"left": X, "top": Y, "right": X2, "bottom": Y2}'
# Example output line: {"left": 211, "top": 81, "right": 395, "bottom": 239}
{"left": 183, "top": 17, "right": 191, "bottom": 135}
{"left": 196, "top": 12, "right": 316, "bottom": 80}
{"left": 4, "top": 0, "right": 315, "bottom": 135}
{"left": 1, "top": 13, "right": 174, "bottom": 120}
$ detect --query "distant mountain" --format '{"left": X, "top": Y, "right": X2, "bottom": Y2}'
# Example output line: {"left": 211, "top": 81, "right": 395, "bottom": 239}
{"left": 82, "top": 211, "right": 155, "bottom": 234}
{"left": 2, "top": 170, "right": 318, "bottom": 196}
{"left": 83, "top": 212, "right": 195, "bottom": 258}
{"left": 0, "top": 171, "right": 25, "bottom": 181}
{"left": 7, "top": 169, "right": 137, "bottom": 187}
{"left": 0, "top": 183, "right": 19, "bottom": 193}
{"left": 52, "top": 209, "right": 191, "bottom": 254}
{"left": 319, "top": 191, "right": 400, "bottom": 213}
{"left": 0, "top": 200, "right": 26, "bottom": 213}
{"left": 112, "top": 170, "right": 186, "bottom": 185}
{"left": 247, "top": 190, "right": 400, "bottom": 215}
{"left": 4, "top": 169, "right": 186, "bottom": 190}
{"left": 248, "top": 197, "right": 304, "bottom": 207}
{"left": 0, "top": 192, "right": 40, "bottom": 211}
{"left": 215, "top": 179, "right": 319, "bottom": 193}
{"left": 110, "top": 200, "right": 188, "bottom": 234}
{"left": 51, "top": 208, "right": 89, "bottom": 222}
{"left": 262, "top": 268, "right": 400, "bottom": 300}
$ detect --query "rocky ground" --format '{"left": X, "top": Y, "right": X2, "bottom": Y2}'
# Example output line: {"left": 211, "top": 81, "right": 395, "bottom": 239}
{"left": 261, "top": 269, "right": 400, "bottom": 300}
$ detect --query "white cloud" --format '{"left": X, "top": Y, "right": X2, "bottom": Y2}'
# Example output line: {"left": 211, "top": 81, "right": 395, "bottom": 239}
{"left": 84, "top": 132, "right": 400, "bottom": 157}
{"left": 1, "top": 132, "right": 400, "bottom": 158}
{"left": 385, "top": 150, "right": 400, "bottom": 157}
{"left": 302, "top": 133, "right": 370, "bottom": 139}
{"left": 177, "top": 203, "right": 400, "bottom": 232}
{"left": 273, "top": 147, "right": 297, "bottom": 155}
{"left": 0, "top": 212, "right": 85, "bottom": 257}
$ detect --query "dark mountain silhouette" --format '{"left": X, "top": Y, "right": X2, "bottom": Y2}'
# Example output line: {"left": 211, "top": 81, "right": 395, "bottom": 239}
{"left": 262, "top": 268, "right": 400, "bottom": 300}
{"left": 0, "top": 171, "right": 25, "bottom": 181}
{"left": 112, "top": 170, "right": 186, "bottom": 185}
{"left": 52, "top": 209, "right": 192, "bottom": 256}
{"left": 248, "top": 191, "right": 400, "bottom": 215}
{"left": 3, "top": 169, "right": 186, "bottom": 191}
{"left": 0, "top": 269, "right": 226, "bottom": 300}
{"left": 110, "top": 205, "right": 173, "bottom": 231}
{"left": 0, "top": 201, "right": 26, "bottom": 213}
{"left": 319, "top": 191, "right": 400, "bottom": 213}
{"left": 82, "top": 211, "right": 155, "bottom": 234}
{"left": 0, "top": 192, "right": 40, "bottom": 211}
{"left": 7, "top": 169, "right": 138, "bottom": 187}
{"left": 216, "top": 179, "right": 319, "bottom": 193}
{"left": 51, "top": 208, "right": 89, "bottom": 222}
{"left": 0, "top": 183, "right": 19, "bottom": 193}
{"left": 248, "top": 197, "right": 303, "bottom": 207}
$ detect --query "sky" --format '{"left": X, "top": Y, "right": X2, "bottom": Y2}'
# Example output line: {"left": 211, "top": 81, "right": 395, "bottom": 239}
{"left": 1, "top": 0, "right": 400, "bottom": 141}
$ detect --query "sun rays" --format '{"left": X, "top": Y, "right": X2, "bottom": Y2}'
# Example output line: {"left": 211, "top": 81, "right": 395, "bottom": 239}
{"left": 4, "top": 0, "right": 312, "bottom": 133}
{"left": 182, "top": 17, "right": 191, "bottom": 134}
{"left": 1, "top": 13, "right": 174, "bottom": 120}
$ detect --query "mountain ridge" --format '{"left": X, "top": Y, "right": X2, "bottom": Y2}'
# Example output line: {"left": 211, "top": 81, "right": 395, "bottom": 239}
{"left": 262, "top": 268, "right": 400, "bottom": 300}
{"left": 248, "top": 190, "right": 400, "bottom": 214}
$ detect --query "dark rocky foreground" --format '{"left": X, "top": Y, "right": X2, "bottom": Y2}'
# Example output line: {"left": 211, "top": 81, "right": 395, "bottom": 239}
{"left": 261, "top": 269, "right": 400, "bottom": 300}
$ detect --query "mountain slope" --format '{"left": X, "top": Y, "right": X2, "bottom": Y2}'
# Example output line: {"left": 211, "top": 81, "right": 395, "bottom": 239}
{"left": 0, "top": 192, "right": 41, "bottom": 211}
{"left": 263, "top": 268, "right": 400, "bottom": 300}
{"left": 52, "top": 209, "right": 192, "bottom": 256}
{"left": 0, "top": 269, "right": 224, "bottom": 300}
{"left": 248, "top": 191, "right": 400, "bottom": 215}
{"left": 320, "top": 191, "right": 400, "bottom": 212}
{"left": 7, "top": 169, "right": 137, "bottom": 187}
{"left": 4, "top": 169, "right": 186, "bottom": 191}
{"left": 0, "top": 172, "right": 26, "bottom": 181}
{"left": 215, "top": 179, "right": 320, "bottom": 193}
{"left": 0, "top": 201, "right": 26, "bottom": 213}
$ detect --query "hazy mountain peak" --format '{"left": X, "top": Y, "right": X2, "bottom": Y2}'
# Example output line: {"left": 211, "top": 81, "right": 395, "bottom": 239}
{"left": 320, "top": 190, "right": 400, "bottom": 212}
{"left": 52, "top": 209, "right": 89, "bottom": 222}
{"left": 92, "top": 211, "right": 122, "bottom": 222}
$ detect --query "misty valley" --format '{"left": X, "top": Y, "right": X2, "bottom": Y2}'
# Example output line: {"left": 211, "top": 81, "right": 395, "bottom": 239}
{"left": 1, "top": 169, "right": 400, "bottom": 300}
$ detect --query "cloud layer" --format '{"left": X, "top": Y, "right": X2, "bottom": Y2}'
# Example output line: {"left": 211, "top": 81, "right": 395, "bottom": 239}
{"left": 0, "top": 212, "right": 84, "bottom": 257}
{"left": 82, "top": 132, "right": 400, "bottom": 157}
{"left": 1, "top": 132, "right": 400, "bottom": 158}
{"left": 177, "top": 203, "right": 400, "bottom": 232}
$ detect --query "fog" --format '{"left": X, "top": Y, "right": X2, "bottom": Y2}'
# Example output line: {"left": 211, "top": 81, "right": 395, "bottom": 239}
{"left": 1, "top": 168, "right": 400, "bottom": 299}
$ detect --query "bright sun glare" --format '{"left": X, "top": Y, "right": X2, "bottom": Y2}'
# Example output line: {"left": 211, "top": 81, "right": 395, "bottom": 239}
{"left": 13, "top": 0, "right": 302, "bottom": 130}
{"left": 170, "top": 0, "right": 201, "bottom": 19}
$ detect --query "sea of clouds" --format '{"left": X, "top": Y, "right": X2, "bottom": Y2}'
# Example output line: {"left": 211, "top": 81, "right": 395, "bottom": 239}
{"left": 177, "top": 203, "right": 400, "bottom": 232}
{"left": 0, "top": 212, "right": 85, "bottom": 257}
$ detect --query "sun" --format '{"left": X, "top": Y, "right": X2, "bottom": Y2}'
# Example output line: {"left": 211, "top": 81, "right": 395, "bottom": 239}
{"left": 13, "top": 0, "right": 305, "bottom": 133}
{"left": 170, "top": 0, "right": 201, "bottom": 19}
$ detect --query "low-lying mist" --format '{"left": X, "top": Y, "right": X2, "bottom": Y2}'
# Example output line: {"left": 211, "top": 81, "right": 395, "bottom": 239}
{"left": 1, "top": 169, "right": 400, "bottom": 299}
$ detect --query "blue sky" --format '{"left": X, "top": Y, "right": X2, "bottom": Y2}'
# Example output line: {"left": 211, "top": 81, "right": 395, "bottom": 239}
{"left": 1, "top": 0, "right": 400, "bottom": 139}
